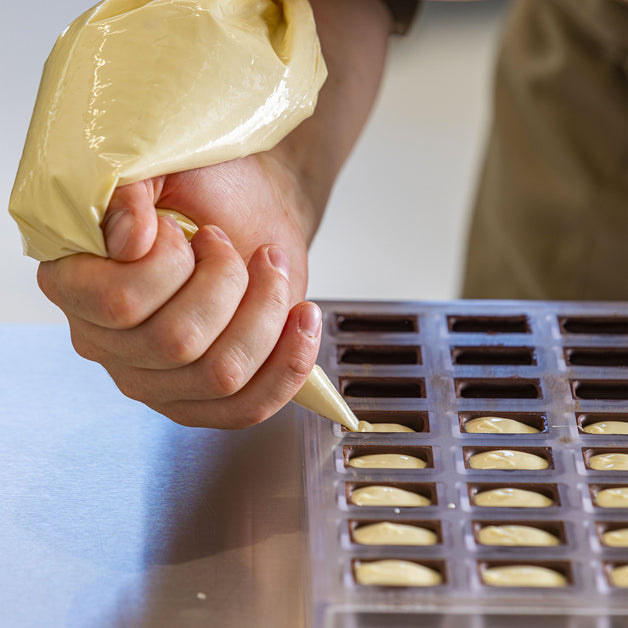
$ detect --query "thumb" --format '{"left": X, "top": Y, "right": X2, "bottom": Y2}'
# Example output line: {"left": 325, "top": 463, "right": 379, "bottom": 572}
{"left": 101, "top": 180, "right": 159, "bottom": 261}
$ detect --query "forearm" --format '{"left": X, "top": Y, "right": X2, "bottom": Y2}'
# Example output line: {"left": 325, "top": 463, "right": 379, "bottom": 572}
{"left": 273, "top": 0, "right": 393, "bottom": 243}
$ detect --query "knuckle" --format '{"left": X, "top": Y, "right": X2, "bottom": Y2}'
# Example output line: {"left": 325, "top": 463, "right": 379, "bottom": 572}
{"left": 153, "top": 318, "right": 206, "bottom": 367}
{"left": 206, "top": 350, "right": 250, "bottom": 398}
{"left": 99, "top": 284, "right": 144, "bottom": 329}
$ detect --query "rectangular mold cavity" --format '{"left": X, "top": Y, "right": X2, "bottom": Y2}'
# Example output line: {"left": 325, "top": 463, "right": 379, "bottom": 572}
{"left": 337, "top": 344, "right": 421, "bottom": 365}
{"left": 472, "top": 520, "right": 567, "bottom": 546}
{"left": 559, "top": 316, "right": 628, "bottom": 336}
{"left": 335, "top": 313, "right": 418, "bottom": 333}
{"left": 343, "top": 445, "right": 433, "bottom": 470}
{"left": 349, "top": 518, "right": 443, "bottom": 545}
{"left": 571, "top": 379, "right": 628, "bottom": 400}
{"left": 590, "top": 484, "right": 628, "bottom": 509}
{"left": 459, "top": 411, "right": 547, "bottom": 434}
{"left": 455, "top": 378, "right": 542, "bottom": 399}
{"left": 478, "top": 560, "right": 573, "bottom": 587}
{"left": 582, "top": 448, "right": 628, "bottom": 471}
{"left": 463, "top": 446, "right": 553, "bottom": 471}
{"left": 603, "top": 562, "right": 628, "bottom": 589}
{"left": 349, "top": 410, "right": 428, "bottom": 433}
{"left": 578, "top": 413, "right": 628, "bottom": 434}
{"left": 340, "top": 377, "right": 425, "bottom": 399}
{"left": 595, "top": 521, "right": 628, "bottom": 547}
{"left": 352, "top": 558, "right": 447, "bottom": 587}
{"left": 565, "top": 347, "right": 628, "bottom": 368}
{"left": 448, "top": 315, "right": 529, "bottom": 334}
{"left": 451, "top": 346, "right": 536, "bottom": 366}
{"left": 467, "top": 483, "right": 561, "bottom": 508}
{"left": 346, "top": 481, "right": 438, "bottom": 508}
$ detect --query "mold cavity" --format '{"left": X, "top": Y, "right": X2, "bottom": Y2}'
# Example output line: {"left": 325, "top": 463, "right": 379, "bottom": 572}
{"left": 452, "top": 346, "right": 536, "bottom": 366}
{"left": 349, "top": 519, "right": 442, "bottom": 545}
{"left": 353, "top": 558, "right": 446, "bottom": 587}
{"left": 560, "top": 317, "right": 628, "bottom": 336}
{"left": 571, "top": 380, "right": 628, "bottom": 400}
{"left": 343, "top": 445, "right": 433, "bottom": 469}
{"left": 472, "top": 520, "right": 566, "bottom": 546}
{"left": 582, "top": 448, "right": 628, "bottom": 471}
{"left": 478, "top": 561, "right": 572, "bottom": 587}
{"left": 595, "top": 522, "right": 628, "bottom": 548}
{"left": 456, "top": 378, "right": 541, "bottom": 399}
{"left": 565, "top": 347, "right": 628, "bottom": 368}
{"left": 604, "top": 562, "right": 628, "bottom": 588}
{"left": 468, "top": 483, "right": 560, "bottom": 507}
{"left": 463, "top": 446, "right": 553, "bottom": 471}
{"left": 346, "top": 482, "right": 437, "bottom": 507}
{"left": 350, "top": 410, "right": 428, "bottom": 433}
{"left": 578, "top": 413, "right": 628, "bottom": 434}
{"left": 448, "top": 316, "right": 529, "bottom": 334}
{"left": 338, "top": 345, "right": 421, "bottom": 365}
{"left": 459, "top": 412, "right": 547, "bottom": 434}
{"left": 590, "top": 484, "right": 628, "bottom": 508}
{"left": 336, "top": 314, "right": 418, "bottom": 333}
{"left": 341, "top": 377, "right": 425, "bottom": 399}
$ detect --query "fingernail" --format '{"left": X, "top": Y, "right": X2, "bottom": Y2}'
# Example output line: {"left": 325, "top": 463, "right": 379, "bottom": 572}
{"left": 103, "top": 210, "right": 135, "bottom": 257}
{"left": 208, "top": 225, "right": 232, "bottom": 244}
{"left": 267, "top": 245, "right": 290, "bottom": 279}
{"left": 298, "top": 302, "right": 322, "bottom": 338}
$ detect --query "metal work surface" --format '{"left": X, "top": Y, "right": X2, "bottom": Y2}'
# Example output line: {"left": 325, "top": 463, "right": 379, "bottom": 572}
{"left": 0, "top": 325, "right": 305, "bottom": 628}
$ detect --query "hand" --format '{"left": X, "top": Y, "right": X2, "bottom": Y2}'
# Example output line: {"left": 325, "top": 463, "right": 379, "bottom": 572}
{"left": 37, "top": 0, "right": 392, "bottom": 429}
{"left": 37, "top": 151, "right": 323, "bottom": 429}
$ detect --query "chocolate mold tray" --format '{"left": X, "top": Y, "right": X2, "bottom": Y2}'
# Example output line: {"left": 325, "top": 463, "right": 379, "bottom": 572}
{"left": 301, "top": 300, "right": 628, "bottom": 628}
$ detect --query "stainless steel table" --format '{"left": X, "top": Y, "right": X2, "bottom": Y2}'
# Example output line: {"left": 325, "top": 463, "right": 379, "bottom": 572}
{"left": 0, "top": 325, "right": 306, "bottom": 628}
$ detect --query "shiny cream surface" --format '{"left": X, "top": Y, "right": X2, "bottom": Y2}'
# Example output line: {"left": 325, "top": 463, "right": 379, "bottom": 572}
{"left": 474, "top": 488, "right": 553, "bottom": 508}
{"left": 465, "top": 417, "right": 539, "bottom": 434}
{"left": 482, "top": 565, "right": 567, "bottom": 588}
{"left": 588, "top": 453, "right": 628, "bottom": 471}
{"left": 609, "top": 565, "right": 628, "bottom": 587}
{"left": 9, "top": 0, "right": 326, "bottom": 260}
{"left": 350, "top": 486, "right": 431, "bottom": 507}
{"left": 469, "top": 450, "right": 548, "bottom": 470}
{"left": 353, "top": 522, "right": 437, "bottom": 546}
{"left": 477, "top": 525, "right": 559, "bottom": 546}
{"left": 602, "top": 528, "right": 628, "bottom": 547}
{"left": 595, "top": 487, "right": 628, "bottom": 508}
{"left": 348, "top": 453, "right": 426, "bottom": 470}
{"left": 354, "top": 560, "right": 442, "bottom": 587}
{"left": 358, "top": 421, "right": 415, "bottom": 433}
{"left": 583, "top": 421, "right": 628, "bottom": 435}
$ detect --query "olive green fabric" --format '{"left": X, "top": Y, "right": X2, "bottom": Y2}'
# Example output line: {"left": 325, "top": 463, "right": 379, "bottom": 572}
{"left": 462, "top": 0, "right": 628, "bottom": 300}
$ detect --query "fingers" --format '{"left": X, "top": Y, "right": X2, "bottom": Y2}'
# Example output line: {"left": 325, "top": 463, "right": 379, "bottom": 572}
{"left": 153, "top": 301, "right": 323, "bottom": 429}
{"left": 98, "top": 239, "right": 292, "bottom": 395}
{"left": 38, "top": 216, "right": 195, "bottom": 329}
{"left": 70, "top": 225, "right": 250, "bottom": 369}
{"left": 102, "top": 179, "right": 162, "bottom": 261}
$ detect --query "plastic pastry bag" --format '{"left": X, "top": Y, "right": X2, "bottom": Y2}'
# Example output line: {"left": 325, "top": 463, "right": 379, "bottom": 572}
{"left": 9, "top": 0, "right": 326, "bottom": 261}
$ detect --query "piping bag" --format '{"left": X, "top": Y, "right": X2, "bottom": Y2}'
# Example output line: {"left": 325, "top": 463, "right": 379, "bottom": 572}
{"left": 8, "top": 0, "right": 359, "bottom": 431}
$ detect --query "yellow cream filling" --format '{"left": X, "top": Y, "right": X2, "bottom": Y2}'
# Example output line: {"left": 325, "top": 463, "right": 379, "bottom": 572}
{"left": 355, "top": 560, "right": 442, "bottom": 587}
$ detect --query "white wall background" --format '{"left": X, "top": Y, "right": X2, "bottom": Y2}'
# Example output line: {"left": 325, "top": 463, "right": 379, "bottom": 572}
{"left": 0, "top": 0, "right": 512, "bottom": 323}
